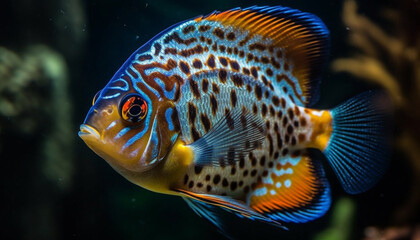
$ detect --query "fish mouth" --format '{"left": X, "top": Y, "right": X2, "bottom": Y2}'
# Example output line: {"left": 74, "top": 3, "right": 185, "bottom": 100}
{"left": 78, "top": 124, "right": 100, "bottom": 140}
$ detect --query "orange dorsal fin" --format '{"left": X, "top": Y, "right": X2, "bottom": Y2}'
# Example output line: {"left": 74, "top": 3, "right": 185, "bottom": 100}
{"left": 195, "top": 6, "right": 330, "bottom": 106}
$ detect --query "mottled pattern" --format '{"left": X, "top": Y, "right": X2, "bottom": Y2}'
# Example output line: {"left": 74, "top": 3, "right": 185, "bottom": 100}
{"left": 85, "top": 5, "right": 331, "bottom": 225}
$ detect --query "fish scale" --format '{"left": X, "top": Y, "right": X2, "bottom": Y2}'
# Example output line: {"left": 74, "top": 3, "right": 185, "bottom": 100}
{"left": 79, "top": 5, "right": 390, "bottom": 235}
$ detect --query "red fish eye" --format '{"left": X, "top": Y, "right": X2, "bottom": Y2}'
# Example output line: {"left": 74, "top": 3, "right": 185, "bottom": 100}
{"left": 120, "top": 94, "right": 147, "bottom": 123}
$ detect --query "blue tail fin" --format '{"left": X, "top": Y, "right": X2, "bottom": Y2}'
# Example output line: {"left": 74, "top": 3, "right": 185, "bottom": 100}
{"left": 324, "top": 91, "right": 392, "bottom": 194}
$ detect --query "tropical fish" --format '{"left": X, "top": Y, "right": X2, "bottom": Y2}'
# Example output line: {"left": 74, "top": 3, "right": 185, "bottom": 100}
{"left": 79, "top": 5, "right": 390, "bottom": 233}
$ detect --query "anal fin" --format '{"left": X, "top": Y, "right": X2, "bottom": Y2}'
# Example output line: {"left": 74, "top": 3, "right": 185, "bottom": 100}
{"left": 189, "top": 109, "right": 266, "bottom": 166}
{"left": 175, "top": 188, "right": 285, "bottom": 229}
{"left": 249, "top": 152, "right": 331, "bottom": 223}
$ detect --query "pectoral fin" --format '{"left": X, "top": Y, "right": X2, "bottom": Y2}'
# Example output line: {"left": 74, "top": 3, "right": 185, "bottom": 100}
{"left": 189, "top": 109, "right": 266, "bottom": 167}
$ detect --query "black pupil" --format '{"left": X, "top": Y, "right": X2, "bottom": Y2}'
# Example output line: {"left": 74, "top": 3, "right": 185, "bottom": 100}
{"left": 129, "top": 104, "right": 142, "bottom": 117}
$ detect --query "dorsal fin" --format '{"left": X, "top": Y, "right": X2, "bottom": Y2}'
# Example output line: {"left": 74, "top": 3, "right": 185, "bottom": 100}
{"left": 196, "top": 6, "right": 330, "bottom": 106}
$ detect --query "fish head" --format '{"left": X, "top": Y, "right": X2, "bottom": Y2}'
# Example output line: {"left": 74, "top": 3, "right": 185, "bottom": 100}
{"left": 79, "top": 75, "right": 179, "bottom": 175}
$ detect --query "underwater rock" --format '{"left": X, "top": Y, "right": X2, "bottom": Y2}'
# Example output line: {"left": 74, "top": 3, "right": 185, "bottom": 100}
{"left": 0, "top": 45, "right": 74, "bottom": 190}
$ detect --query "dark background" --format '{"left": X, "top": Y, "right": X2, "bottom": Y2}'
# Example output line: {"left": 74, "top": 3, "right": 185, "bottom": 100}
{"left": 1, "top": 0, "right": 418, "bottom": 239}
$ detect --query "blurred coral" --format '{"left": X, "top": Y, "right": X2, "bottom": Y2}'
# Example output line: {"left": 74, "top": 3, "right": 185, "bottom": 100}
{"left": 332, "top": 0, "right": 420, "bottom": 232}
{"left": 0, "top": 45, "right": 74, "bottom": 190}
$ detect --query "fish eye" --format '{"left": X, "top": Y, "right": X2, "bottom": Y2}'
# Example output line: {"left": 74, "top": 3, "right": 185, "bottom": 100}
{"left": 92, "top": 90, "right": 102, "bottom": 106}
{"left": 119, "top": 94, "right": 148, "bottom": 123}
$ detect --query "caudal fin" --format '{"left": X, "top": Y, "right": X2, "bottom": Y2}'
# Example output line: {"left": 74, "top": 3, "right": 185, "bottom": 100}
{"left": 324, "top": 91, "right": 392, "bottom": 194}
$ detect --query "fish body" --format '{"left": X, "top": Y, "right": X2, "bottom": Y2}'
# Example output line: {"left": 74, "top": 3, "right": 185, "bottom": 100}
{"left": 79, "top": 6, "right": 390, "bottom": 232}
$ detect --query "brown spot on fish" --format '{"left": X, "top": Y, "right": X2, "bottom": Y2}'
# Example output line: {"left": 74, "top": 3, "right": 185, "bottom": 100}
{"left": 287, "top": 125, "right": 294, "bottom": 134}
{"left": 230, "top": 181, "right": 237, "bottom": 191}
{"left": 274, "top": 152, "right": 279, "bottom": 160}
{"left": 231, "top": 167, "right": 236, "bottom": 175}
{"left": 202, "top": 78, "right": 209, "bottom": 93}
{"left": 252, "top": 104, "right": 258, "bottom": 114}
{"left": 219, "top": 57, "right": 228, "bottom": 67}
{"left": 239, "top": 181, "right": 243, "bottom": 187}
{"left": 183, "top": 25, "right": 195, "bottom": 34}
{"left": 271, "top": 57, "right": 281, "bottom": 69}
{"left": 200, "top": 114, "right": 211, "bottom": 132}
{"left": 298, "top": 133, "right": 306, "bottom": 143}
{"left": 269, "top": 105, "right": 275, "bottom": 116}
{"left": 210, "top": 94, "right": 218, "bottom": 115}
{"left": 207, "top": 54, "right": 215, "bottom": 68}
{"left": 251, "top": 67, "right": 258, "bottom": 79}
{"left": 294, "top": 120, "right": 299, "bottom": 127}
{"left": 199, "top": 25, "right": 210, "bottom": 32}
{"left": 242, "top": 67, "right": 250, "bottom": 75}
{"left": 212, "top": 42, "right": 218, "bottom": 51}
{"left": 280, "top": 98, "right": 286, "bottom": 108}
{"left": 246, "top": 84, "right": 252, "bottom": 92}
{"left": 268, "top": 134, "right": 274, "bottom": 156}
{"left": 188, "top": 103, "right": 197, "bottom": 124}
{"left": 266, "top": 68, "right": 273, "bottom": 77}
{"left": 239, "top": 50, "right": 245, "bottom": 58}
{"left": 153, "top": 43, "right": 161, "bottom": 56}
{"left": 225, "top": 110, "right": 235, "bottom": 131}
{"left": 194, "top": 165, "right": 203, "bottom": 175}
{"left": 213, "top": 27, "right": 225, "bottom": 39}
{"left": 184, "top": 174, "right": 189, "bottom": 185}
{"left": 197, "top": 182, "right": 203, "bottom": 188}
{"left": 255, "top": 85, "right": 262, "bottom": 100}
{"left": 239, "top": 34, "right": 251, "bottom": 46}
{"left": 206, "top": 185, "right": 212, "bottom": 192}
{"left": 192, "top": 59, "right": 203, "bottom": 69}
{"left": 291, "top": 136, "right": 297, "bottom": 146}
{"left": 164, "top": 48, "right": 177, "bottom": 55}
{"left": 243, "top": 170, "right": 249, "bottom": 177}
{"left": 227, "top": 147, "right": 235, "bottom": 165}
{"left": 226, "top": 32, "right": 236, "bottom": 41}
{"left": 239, "top": 155, "right": 245, "bottom": 169}
{"left": 229, "top": 60, "right": 240, "bottom": 71}
{"left": 222, "top": 178, "right": 229, "bottom": 187}
{"left": 189, "top": 181, "right": 194, "bottom": 188}
{"left": 261, "top": 56, "right": 269, "bottom": 64}
{"left": 227, "top": 47, "right": 232, "bottom": 55}
{"left": 261, "top": 104, "right": 267, "bottom": 117}
{"left": 138, "top": 54, "right": 153, "bottom": 61}
{"left": 250, "top": 152, "right": 257, "bottom": 166}
{"left": 205, "top": 175, "right": 211, "bottom": 181}
{"left": 189, "top": 80, "right": 200, "bottom": 98}
{"left": 249, "top": 43, "right": 266, "bottom": 51}
{"left": 282, "top": 148, "right": 289, "bottom": 156}
{"left": 212, "top": 83, "right": 220, "bottom": 94}
{"left": 288, "top": 108, "right": 294, "bottom": 120}
{"left": 262, "top": 170, "right": 269, "bottom": 177}
{"left": 232, "top": 75, "right": 243, "bottom": 87}
{"left": 277, "top": 133, "right": 283, "bottom": 148}
{"left": 260, "top": 156, "right": 266, "bottom": 166}
{"left": 219, "top": 45, "right": 226, "bottom": 53}
{"left": 219, "top": 69, "right": 227, "bottom": 83}
{"left": 233, "top": 47, "right": 238, "bottom": 55}
{"left": 180, "top": 61, "right": 190, "bottom": 75}
{"left": 207, "top": 38, "right": 212, "bottom": 45}
{"left": 179, "top": 45, "right": 204, "bottom": 57}
{"left": 230, "top": 90, "right": 237, "bottom": 107}
{"left": 247, "top": 53, "right": 254, "bottom": 62}
{"left": 251, "top": 169, "right": 257, "bottom": 177}
{"left": 213, "top": 175, "right": 221, "bottom": 184}
{"left": 268, "top": 161, "right": 274, "bottom": 168}
{"left": 191, "top": 127, "right": 200, "bottom": 141}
